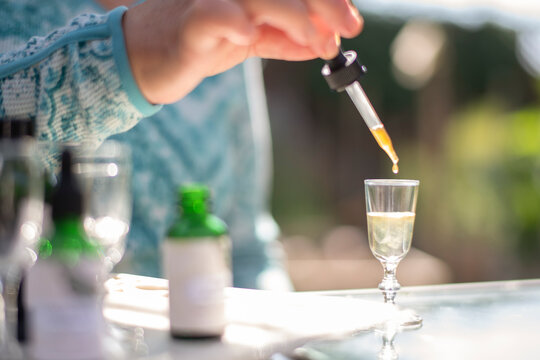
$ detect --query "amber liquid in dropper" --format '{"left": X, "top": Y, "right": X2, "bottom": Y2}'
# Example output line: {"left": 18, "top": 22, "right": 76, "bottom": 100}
{"left": 370, "top": 126, "right": 399, "bottom": 174}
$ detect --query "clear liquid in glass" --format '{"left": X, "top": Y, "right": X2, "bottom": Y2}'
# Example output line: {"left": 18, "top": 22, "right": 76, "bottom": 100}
{"left": 367, "top": 212, "right": 415, "bottom": 263}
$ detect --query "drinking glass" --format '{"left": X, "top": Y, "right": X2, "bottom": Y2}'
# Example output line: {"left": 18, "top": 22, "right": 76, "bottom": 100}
{"left": 364, "top": 179, "right": 422, "bottom": 328}
{"left": 69, "top": 140, "right": 132, "bottom": 275}
{"left": 0, "top": 139, "right": 43, "bottom": 358}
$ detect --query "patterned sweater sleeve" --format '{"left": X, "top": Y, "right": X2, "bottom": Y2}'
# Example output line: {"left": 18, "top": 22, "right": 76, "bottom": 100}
{"left": 0, "top": 6, "right": 161, "bottom": 143}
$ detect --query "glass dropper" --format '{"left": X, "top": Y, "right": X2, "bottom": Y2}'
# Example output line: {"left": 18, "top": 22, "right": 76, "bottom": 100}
{"left": 322, "top": 50, "right": 400, "bottom": 174}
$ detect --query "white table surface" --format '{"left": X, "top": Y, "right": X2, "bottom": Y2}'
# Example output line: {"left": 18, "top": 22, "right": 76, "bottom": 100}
{"left": 104, "top": 273, "right": 394, "bottom": 359}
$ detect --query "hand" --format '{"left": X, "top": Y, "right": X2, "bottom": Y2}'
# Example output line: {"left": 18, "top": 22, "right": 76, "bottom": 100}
{"left": 123, "top": 0, "right": 363, "bottom": 104}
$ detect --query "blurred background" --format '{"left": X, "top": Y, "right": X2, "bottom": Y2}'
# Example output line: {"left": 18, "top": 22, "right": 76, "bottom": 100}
{"left": 263, "top": 0, "right": 540, "bottom": 290}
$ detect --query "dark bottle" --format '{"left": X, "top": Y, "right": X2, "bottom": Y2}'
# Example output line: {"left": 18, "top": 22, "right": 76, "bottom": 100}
{"left": 0, "top": 117, "right": 39, "bottom": 344}
{"left": 163, "top": 183, "right": 231, "bottom": 339}
{"left": 0, "top": 117, "right": 37, "bottom": 256}
{"left": 25, "top": 150, "right": 105, "bottom": 360}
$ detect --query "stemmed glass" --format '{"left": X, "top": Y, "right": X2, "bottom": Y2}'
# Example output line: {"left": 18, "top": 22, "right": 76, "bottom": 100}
{"left": 364, "top": 179, "right": 422, "bottom": 329}
{"left": 0, "top": 139, "right": 43, "bottom": 359}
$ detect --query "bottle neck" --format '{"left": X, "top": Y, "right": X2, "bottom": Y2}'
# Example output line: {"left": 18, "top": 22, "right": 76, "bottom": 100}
{"left": 180, "top": 198, "right": 208, "bottom": 220}
{"left": 53, "top": 215, "right": 84, "bottom": 238}
{"left": 39, "top": 215, "right": 100, "bottom": 263}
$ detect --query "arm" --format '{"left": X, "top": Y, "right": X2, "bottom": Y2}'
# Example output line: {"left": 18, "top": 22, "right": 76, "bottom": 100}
{"left": 0, "top": 7, "right": 160, "bottom": 144}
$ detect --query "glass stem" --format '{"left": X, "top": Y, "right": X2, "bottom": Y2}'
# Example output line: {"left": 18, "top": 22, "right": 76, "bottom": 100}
{"left": 379, "top": 262, "right": 400, "bottom": 304}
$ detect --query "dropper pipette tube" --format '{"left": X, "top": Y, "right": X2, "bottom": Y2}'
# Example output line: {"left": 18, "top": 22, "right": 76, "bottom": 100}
{"left": 322, "top": 50, "right": 399, "bottom": 173}
{"left": 344, "top": 81, "right": 399, "bottom": 174}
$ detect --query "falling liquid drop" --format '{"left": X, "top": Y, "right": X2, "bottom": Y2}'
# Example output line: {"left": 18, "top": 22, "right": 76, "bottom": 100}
{"left": 370, "top": 126, "right": 400, "bottom": 175}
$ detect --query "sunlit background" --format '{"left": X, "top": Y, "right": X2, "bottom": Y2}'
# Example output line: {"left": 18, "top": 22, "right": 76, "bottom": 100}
{"left": 263, "top": 0, "right": 540, "bottom": 290}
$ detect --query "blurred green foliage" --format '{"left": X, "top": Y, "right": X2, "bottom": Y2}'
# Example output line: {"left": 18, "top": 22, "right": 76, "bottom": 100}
{"left": 447, "top": 103, "right": 540, "bottom": 259}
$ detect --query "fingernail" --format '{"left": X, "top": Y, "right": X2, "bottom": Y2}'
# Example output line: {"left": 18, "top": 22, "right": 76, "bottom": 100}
{"left": 335, "top": 33, "right": 342, "bottom": 48}
{"left": 324, "top": 36, "right": 339, "bottom": 59}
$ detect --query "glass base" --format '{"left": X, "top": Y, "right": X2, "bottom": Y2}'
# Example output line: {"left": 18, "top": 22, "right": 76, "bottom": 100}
{"left": 395, "top": 308, "right": 423, "bottom": 330}
{"left": 380, "top": 305, "right": 423, "bottom": 331}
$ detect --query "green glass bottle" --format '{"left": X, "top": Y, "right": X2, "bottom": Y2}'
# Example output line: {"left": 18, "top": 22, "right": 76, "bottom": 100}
{"left": 163, "top": 184, "right": 231, "bottom": 339}
{"left": 26, "top": 150, "right": 105, "bottom": 360}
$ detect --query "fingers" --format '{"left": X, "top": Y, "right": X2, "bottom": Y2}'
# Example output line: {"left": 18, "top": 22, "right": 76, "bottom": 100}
{"left": 239, "top": 0, "right": 362, "bottom": 58}
{"left": 183, "top": 0, "right": 362, "bottom": 60}
{"left": 240, "top": 0, "right": 318, "bottom": 47}
{"left": 305, "top": 0, "right": 363, "bottom": 38}
{"left": 250, "top": 25, "right": 319, "bottom": 60}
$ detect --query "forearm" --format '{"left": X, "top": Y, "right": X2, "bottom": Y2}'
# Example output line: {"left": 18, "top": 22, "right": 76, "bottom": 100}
{"left": 0, "top": 7, "right": 160, "bottom": 143}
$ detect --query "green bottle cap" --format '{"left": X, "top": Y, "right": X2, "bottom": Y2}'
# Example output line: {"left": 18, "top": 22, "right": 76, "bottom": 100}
{"left": 168, "top": 183, "right": 227, "bottom": 239}
{"left": 180, "top": 184, "right": 210, "bottom": 216}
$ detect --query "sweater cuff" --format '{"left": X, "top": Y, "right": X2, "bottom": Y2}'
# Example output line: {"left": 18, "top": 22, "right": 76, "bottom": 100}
{"left": 108, "top": 6, "right": 162, "bottom": 117}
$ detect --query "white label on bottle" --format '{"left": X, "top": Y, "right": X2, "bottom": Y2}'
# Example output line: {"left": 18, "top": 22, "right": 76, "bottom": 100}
{"left": 26, "top": 260, "right": 105, "bottom": 360}
{"left": 162, "top": 237, "right": 232, "bottom": 336}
